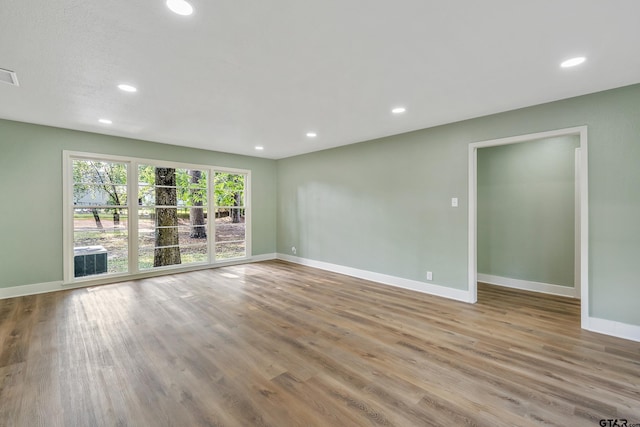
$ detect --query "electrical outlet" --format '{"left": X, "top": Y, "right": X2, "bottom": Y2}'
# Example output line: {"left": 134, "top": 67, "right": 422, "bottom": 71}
{"left": 426, "top": 271, "right": 433, "bottom": 281}
{"left": 291, "top": 246, "right": 297, "bottom": 255}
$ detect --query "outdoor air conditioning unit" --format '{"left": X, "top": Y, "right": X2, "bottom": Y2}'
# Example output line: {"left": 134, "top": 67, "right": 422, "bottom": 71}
{"left": 74, "top": 246, "right": 108, "bottom": 277}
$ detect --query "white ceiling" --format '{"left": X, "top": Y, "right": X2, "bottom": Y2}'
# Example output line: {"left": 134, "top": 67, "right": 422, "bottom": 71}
{"left": 1, "top": 1, "right": 639, "bottom": 159}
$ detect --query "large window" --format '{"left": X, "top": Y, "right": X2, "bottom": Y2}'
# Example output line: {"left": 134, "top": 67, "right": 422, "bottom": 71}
{"left": 214, "top": 172, "right": 246, "bottom": 260}
{"left": 138, "top": 165, "right": 209, "bottom": 270}
{"left": 64, "top": 153, "right": 250, "bottom": 282}
{"left": 72, "top": 159, "right": 129, "bottom": 277}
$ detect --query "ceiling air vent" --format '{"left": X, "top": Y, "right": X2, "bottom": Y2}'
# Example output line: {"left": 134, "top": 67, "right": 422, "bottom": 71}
{"left": 0, "top": 68, "right": 19, "bottom": 86}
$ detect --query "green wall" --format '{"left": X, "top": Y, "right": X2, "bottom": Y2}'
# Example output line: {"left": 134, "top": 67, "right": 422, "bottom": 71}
{"left": 277, "top": 131, "right": 468, "bottom": 289}
{"left": 0, "top": 119, "right": 277, "bottom": 288}
{"left": 277, "top": 84, "right": 640, "bottom": 325}
{"left": 477, "top": 136, "right": 579, "bottom": 287}
{"left": 1, "top": 84, "right": 639, "bottom": 327}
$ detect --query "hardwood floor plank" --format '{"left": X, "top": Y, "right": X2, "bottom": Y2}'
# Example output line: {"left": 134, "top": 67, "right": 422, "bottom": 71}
{"left": 1, "top": 260, "right": 639, "bottom": 426}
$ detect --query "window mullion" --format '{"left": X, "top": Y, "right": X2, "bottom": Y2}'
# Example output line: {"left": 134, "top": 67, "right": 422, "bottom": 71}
{"left": 63, "top": 153, "right": 73, "bottom": 283}
{"left": 245, "top": 170, "right": 252, "bottom": 258}
{"left": 208, "top": 168, "right": 215, "bottom": 264}
{"left": 129, "top": 161, "right": 139, "bottom": 274}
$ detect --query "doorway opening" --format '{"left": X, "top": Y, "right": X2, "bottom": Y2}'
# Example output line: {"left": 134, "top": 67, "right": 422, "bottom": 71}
{"left": 468, "top": 127, "right": 588, "bottom": 328}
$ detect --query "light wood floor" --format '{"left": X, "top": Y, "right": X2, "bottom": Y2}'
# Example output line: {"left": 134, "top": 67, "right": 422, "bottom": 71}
{"left": 1, "top": 260, "right": 638, "bottom": 426}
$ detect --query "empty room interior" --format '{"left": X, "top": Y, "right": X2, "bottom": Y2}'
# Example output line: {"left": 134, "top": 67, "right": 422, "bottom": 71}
{"left": 1, "top": 1, "right": 639, "bottom": 426}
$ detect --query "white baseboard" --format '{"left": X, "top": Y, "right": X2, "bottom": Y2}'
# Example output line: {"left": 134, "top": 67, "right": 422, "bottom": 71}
{"left": 0, "top": 280, "right": 64, "bottom": 299}
{"left": 477, "top": 273, "right": 579, "bottom": 298}
{"left": 277, "top": 253, "right": 473, "bottom": 303}
{"left": 249, "top": 253, "right": 277, "bottom": 262}
{"left": 585, "top": 317, "right": 640, "bottom": 343}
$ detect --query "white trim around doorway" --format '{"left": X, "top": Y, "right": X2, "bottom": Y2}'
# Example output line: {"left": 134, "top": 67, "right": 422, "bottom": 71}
{"left": 468, "top": 126, "right": 589, "bottom": 328}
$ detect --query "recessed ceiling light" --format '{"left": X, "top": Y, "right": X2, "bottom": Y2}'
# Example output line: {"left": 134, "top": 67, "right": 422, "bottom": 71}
{"left": 392, "top": 107, "right": 406, "bottom": 114}
{"left": 98, "top": 119, "right": 112, "bottom": 124}
{"left": 255, "top": 146, "right": 264, "bottom": 151}
{"left": 306, "top": 132, "right": 317, "bottom": 138}
{"left": 0, "top": 68, "right": 19, "bottom": 86}
{"left": 166, "top": 0, "right": 193, "bottom": 15}
{"left": 118, "top": 84, "right": 137, "bottom": 92}
{"left": 560, "top": 57, "right": 586, "bottom": 68}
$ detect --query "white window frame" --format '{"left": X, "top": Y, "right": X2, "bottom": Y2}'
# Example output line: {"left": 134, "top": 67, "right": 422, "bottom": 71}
{"left": 63, "top": 151, "right": 251, "bottom": 285}
{"left": 136, "top": 162, "right": 211, "bottom": 272}
{"left": 212, "top": 167, "right": 252, "bottom": 261}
